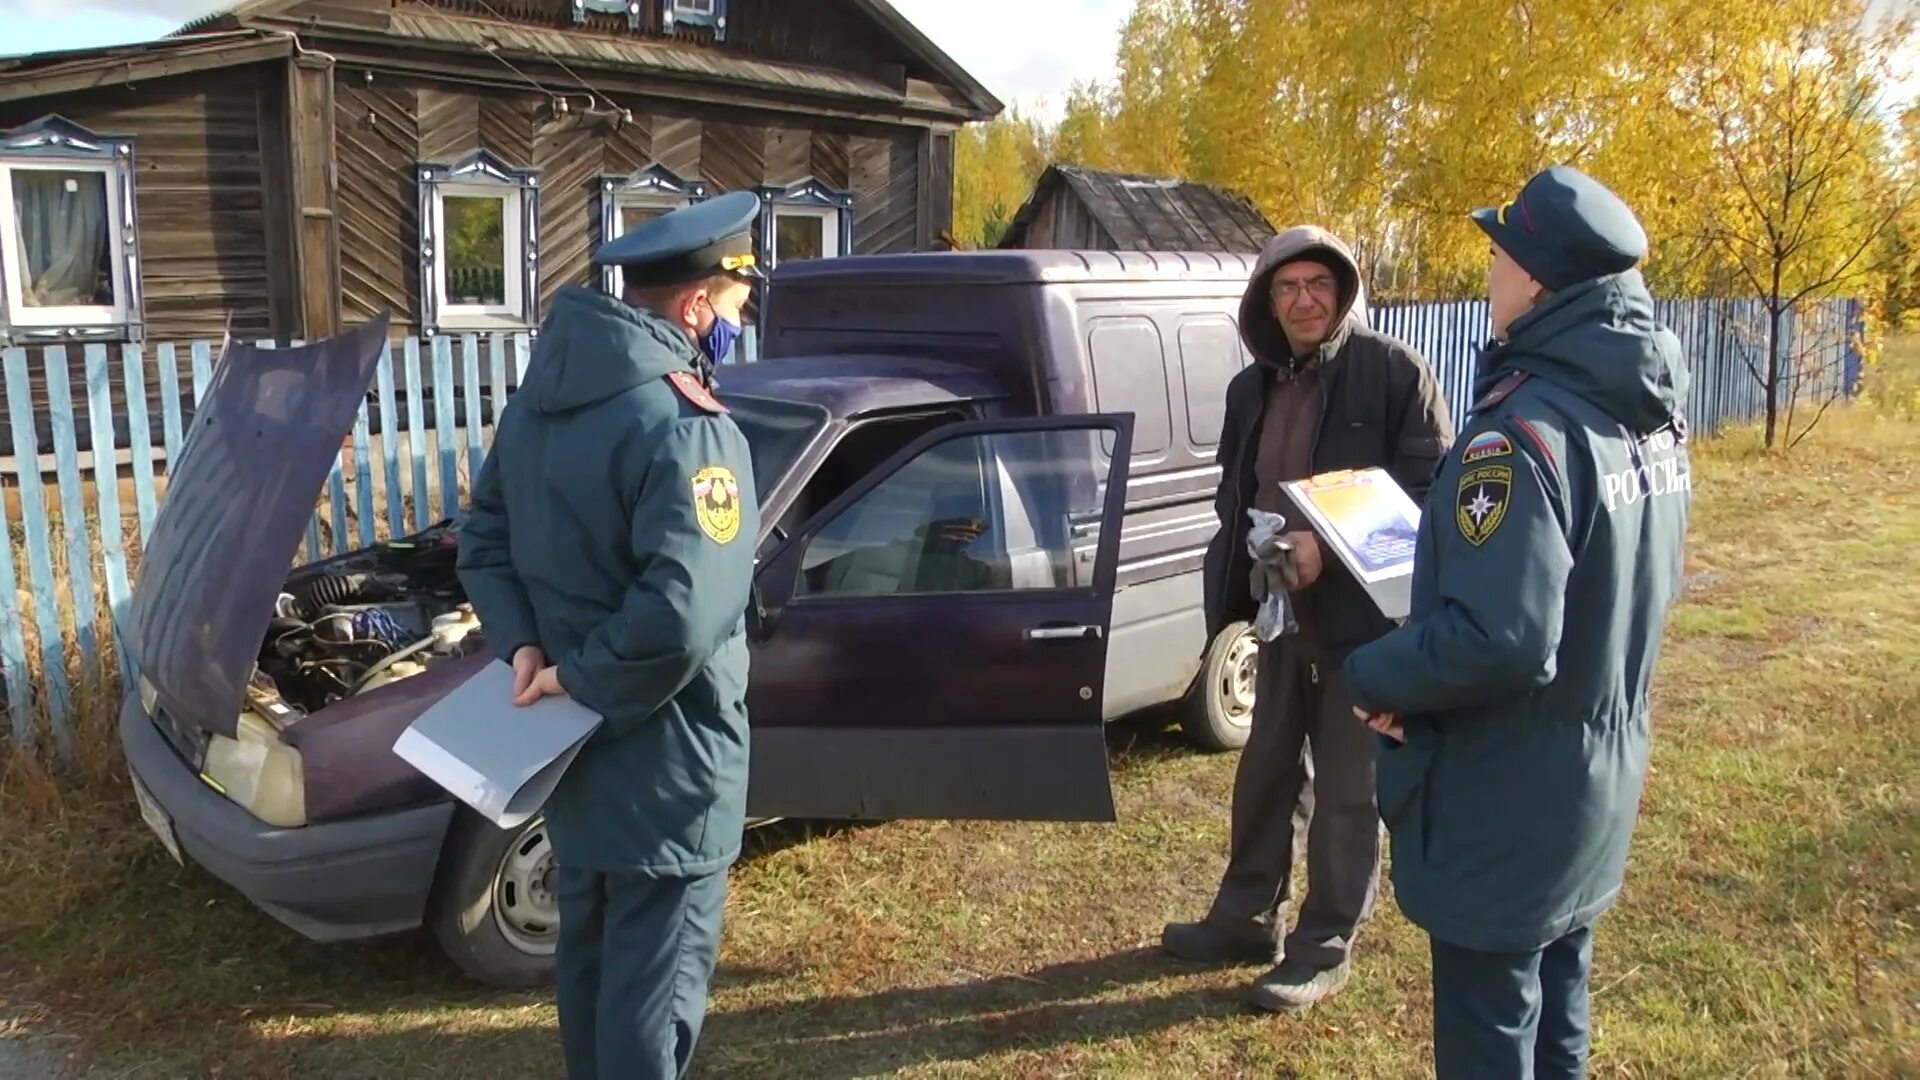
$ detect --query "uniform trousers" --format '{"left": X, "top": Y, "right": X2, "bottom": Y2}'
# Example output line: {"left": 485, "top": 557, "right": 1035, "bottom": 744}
{"left": 1429, "top": 923, "right": 1595, "bottom": 1080}
{"left": 1204, "top": 635, "right": 1381, "bottom": 968}
{"left": 554, "top": 865, "right": 729, "bottom": 1080}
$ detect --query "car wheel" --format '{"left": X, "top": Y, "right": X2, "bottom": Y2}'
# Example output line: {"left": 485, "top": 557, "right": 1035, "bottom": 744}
{"left": 426, "top": 809, "right": 560, "bottom": 989}
{"left": 1181, "top": 621, "right": 1258, "bottom": 752}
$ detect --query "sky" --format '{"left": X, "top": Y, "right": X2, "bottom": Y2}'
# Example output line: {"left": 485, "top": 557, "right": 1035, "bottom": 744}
{"left": 0, "top": 0, "right": 1133, "bottom": 121}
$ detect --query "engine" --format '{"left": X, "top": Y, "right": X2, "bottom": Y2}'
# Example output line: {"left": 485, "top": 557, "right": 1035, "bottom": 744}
{"left": 253, "top": 518, "right": 486, "bottom": 717}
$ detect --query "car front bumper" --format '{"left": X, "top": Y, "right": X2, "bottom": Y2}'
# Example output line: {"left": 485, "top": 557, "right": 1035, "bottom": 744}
{"left": 118, "top": 694, "right": 456, "bottom": 942}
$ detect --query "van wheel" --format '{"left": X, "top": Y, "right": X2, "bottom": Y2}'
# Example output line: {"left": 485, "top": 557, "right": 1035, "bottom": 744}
{"left": 1181, "top": 622, "right": 1257, "bottom": 751}
{"left": 426, "top": 809, "right": 559, "bottom": 990}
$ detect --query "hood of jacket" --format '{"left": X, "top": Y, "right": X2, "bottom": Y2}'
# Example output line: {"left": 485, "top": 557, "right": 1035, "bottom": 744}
{"left": 1483, "top": 269, "right": 1689, "bottom": 434}
{"left": 1239, "top": 225, "right": 1371, "bottom": 370}
{"left": 517, "top": 285, "right": 702, "bottom": 414}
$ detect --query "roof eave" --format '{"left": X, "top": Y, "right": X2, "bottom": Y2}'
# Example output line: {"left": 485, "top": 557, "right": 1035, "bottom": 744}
{"left": 848, "top": 0, "right": 1004, "bottom": 120}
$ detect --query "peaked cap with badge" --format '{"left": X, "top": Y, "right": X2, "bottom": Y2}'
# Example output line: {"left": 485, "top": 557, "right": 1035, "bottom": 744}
{"left": 594, "top": 188, "right": 766, "bottom": 290}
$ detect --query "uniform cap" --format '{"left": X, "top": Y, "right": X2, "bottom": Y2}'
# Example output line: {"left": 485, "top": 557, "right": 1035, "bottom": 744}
{"left": 592, "top": 189, "right": 765, "bottom": 289}
{"left": 1471, "top": 165, "right": 1647, "bottom": 290}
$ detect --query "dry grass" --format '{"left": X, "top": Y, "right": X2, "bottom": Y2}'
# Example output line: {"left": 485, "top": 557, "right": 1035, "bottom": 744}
{"left": 2, "top": 356, "right": 1918, "bottom": 1078}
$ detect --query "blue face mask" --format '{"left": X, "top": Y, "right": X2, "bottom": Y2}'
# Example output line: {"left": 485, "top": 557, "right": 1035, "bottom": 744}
{"left": 701, "top": 312, "right": 741, "bottom": 366}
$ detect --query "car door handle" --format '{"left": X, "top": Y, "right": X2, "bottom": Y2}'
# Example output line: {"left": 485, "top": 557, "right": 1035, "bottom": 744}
{"left": 1025, "top": 624, "right": 1103, "bottom": 641}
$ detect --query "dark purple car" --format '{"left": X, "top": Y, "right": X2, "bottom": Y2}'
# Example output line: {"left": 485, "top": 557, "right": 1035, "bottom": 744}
{"left": 118, "top": 291, "right": 1144, "bottom": 988}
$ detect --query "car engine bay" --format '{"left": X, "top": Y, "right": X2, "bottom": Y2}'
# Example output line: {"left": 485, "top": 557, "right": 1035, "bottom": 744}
{"left": 252, "top": 519, "right": 487, "bottom": 721}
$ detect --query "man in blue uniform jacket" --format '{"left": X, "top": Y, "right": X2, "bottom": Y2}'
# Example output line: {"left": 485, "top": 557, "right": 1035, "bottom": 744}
{"left": 455, "top": 191, "right": 766, "bottom": 1080}
{"left": 1345, "top": 166, "right": 1693, "bottom": 1079}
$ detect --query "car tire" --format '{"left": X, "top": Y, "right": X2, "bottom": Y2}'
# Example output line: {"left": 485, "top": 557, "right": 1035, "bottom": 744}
{"left": 426, "top": 809, "right": 560, "bottom": 990}
{"left": 1181, "top": 621, "right": 1258, "bottom": 752}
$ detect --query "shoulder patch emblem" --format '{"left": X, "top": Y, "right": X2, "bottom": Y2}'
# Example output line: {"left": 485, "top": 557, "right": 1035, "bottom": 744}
{"left": 1461, "top": 430, "right": 1514, "bottom": 463}
{"left": 692, "top": 465, "right": 742, "bottom": 544}
{"left": 1456, "top": 464, "right": 1512, "bottom": 547}
{"left": 667, "top": 370, "right": 727, "bottom": 414}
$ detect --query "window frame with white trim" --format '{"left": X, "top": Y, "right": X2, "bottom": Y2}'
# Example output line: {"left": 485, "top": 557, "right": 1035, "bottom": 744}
{"left": 756, "top": 178, "right": 855, "bottom": 272}
{"left": 417, "top": 149, "right": 541, "bottom": 338}
{"left": 595, "top": 163, "right": 711, "bottom": 295}
{"left": 664, "top": 0, "right": 728, "bottom": 40}
{"left": 0, "top": 114, "right": 144, "bottom": 347}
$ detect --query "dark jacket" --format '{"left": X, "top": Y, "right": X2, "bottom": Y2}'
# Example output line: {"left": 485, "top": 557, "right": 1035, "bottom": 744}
{"left": 1203, "top": 227, "right": 1455, "bottom": 652}
{"left": 1343, "top": 269, "right": 1693, "bottom": 953}
{"left": 457, "top": 285, "right": 761, "bottom": 877}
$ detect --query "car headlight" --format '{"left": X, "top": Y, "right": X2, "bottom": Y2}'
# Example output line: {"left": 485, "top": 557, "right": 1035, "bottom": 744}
{"left": 201, "top": 711, "right": 307, "bottom": 828}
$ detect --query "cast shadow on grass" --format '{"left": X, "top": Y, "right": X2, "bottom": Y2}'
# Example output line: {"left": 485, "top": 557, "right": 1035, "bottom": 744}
{"left": 246, "top": 948, "right": 1271, "bottom": 1080}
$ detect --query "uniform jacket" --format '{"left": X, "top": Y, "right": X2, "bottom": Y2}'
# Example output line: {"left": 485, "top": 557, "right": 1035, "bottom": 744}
{"left": 1204, "top": 227, "right": 1455, "bottom": 651}
{"left": 457, "top": 285, "right": 760, "bottom": 876}
{"left": 1344, "top": 269, "right": 1693, "bottom": 953}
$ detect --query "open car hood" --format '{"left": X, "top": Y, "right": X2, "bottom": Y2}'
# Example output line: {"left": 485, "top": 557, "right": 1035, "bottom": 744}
{"left": 124, "top": 315, "right": 392, "bottom": 737}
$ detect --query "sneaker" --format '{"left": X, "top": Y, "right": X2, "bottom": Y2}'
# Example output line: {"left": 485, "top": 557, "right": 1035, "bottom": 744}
{"left": 1159, "top": 920, "right": 1277, "bottom": 965}
{"left": 1247, "top": 959, "right": 1351, "bottom": 1013}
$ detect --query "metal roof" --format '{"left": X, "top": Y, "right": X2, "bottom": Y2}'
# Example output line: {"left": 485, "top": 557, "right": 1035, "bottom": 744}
{"left": 171, "top": 0, "right": 1001, "bottom": 119}
{"left": 998, "top": 165, "right": 1278, "bottom": 255}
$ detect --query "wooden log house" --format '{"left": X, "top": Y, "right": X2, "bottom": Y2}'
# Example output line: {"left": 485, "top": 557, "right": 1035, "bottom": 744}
{"left": 0, "top": 0, "right": 999, "bottom": 450}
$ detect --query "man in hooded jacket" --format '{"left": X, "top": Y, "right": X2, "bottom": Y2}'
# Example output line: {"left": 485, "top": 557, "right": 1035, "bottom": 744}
{"left": 455, "top": 192, "right": 765, "bottom": 1080}
{"left": 1346, "top": 166, "right": 1692, "bottom": 1079}
{"left": 1161, "top": 226, "right": 1454, "bottom": 1012}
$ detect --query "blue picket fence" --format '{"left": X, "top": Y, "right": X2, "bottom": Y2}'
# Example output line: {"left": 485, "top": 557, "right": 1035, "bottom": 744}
{"left": 0, "top": 297, "right": 1861, "bottom": 756}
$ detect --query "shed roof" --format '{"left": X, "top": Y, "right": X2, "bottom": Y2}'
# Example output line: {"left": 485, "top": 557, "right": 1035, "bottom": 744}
{"left": 999, "top": 165, "right": 1277, "bottom": 254}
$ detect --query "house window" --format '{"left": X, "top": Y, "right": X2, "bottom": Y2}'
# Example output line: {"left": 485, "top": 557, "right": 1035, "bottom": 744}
{"left": 664, "top": 0, "right": 728, "bottom": 40}
{"left": 570, "top": 0, "right": 641, "bottom": 29}
{"left": 0, "top": 115, "right": 142, "bottom": 347}
{"left": 418, "top": 150, "right": 540, "bottom": 337}
{"left": 756, "top": 178, "right": 855, "bottom": 271}
{"left": 596, "top": 163, "right": 710, "bottom": 294}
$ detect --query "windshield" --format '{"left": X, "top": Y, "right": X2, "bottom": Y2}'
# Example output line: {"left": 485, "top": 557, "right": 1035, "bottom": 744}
{"left": 726, "top": 394, "right": 830, "bottom": 492}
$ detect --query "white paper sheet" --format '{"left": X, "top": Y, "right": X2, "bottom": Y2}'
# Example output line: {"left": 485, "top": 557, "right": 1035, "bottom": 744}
{"left": 391, "top": 659, "right": 603, "bottom": 829}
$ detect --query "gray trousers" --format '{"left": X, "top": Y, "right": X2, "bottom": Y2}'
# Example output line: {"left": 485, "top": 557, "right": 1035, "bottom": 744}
{"left": 1204, "top": 636, "right": 1381, "bottom": 969}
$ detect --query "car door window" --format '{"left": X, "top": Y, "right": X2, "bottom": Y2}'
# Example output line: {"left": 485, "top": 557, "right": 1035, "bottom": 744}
{"left": 795, "top": 429, "right": 1099, "bottom": 599}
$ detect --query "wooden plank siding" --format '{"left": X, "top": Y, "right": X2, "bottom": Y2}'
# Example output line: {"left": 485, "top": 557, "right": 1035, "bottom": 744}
{"left": 325, "top": 70, "right": 931, "bottom": 336}
{"left": 335, "top": 75, "right": 421, "bottom": 333}
{"left": 0, "top": 64, "right": 281, "bottom": 432}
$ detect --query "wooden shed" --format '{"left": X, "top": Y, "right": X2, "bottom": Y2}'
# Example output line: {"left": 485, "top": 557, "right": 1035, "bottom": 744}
{"left": 0, "top": 0, "right": 998, "bottom": 426}
{"left": 996, "top": 165, "right": 1275, "bottom": 254}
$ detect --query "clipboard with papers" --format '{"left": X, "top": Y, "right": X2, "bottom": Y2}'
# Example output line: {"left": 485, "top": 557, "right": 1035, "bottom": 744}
{"left": 392, "top": 659, "right": 603, "bottom": 829}
{"left": 1279, "top": 467, "right": 1422, "bottom": 621}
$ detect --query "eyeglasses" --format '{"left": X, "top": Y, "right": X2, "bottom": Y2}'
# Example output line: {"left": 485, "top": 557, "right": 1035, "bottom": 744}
{"left": 1273, "top": 275, "right": 1338, "bottom": 301}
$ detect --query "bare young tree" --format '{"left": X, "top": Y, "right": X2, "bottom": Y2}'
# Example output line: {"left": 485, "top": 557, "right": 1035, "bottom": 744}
{"left": 1680, "top": 0, "right": 1916, "bottom": 448}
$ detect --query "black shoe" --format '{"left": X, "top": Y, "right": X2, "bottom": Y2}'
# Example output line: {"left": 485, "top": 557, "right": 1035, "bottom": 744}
{"left": 1247, "top": 959, "right": 1351, "bottom": 1013}
{"left": 1159, "top": 920, "right": 1277, "bottom": 965}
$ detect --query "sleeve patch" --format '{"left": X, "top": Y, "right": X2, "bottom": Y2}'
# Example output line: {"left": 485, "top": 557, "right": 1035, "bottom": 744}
{"left": 1456, "top": 464, "right": 1512, "bottom": 546}
{"left": 667, "top": 370, "right": 728, "bottom": 414}
{"left": 1460, "top": 430, "right": 1513, "bottom": 463}
{"left": 691, "top": 465, "right": 742, "bottom": 544}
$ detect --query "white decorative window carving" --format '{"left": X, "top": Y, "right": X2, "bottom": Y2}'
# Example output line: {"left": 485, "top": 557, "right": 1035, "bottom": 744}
{"left": 571, "top": 0, "right": 642, "bottom": 29}
{"left": 418, "top": 149, "right": 540, "bottom": 337}
{"left": 595, "top": 163, "right": 711, "bottom": 294}
{"left": 0, "top": 115, "right": 143, "bottom": 347}
{"left": 665, "top": 0, "right": 728, "bottom": 41}
{"left": 756, "top": 178, "right": 855, "bottom": 270}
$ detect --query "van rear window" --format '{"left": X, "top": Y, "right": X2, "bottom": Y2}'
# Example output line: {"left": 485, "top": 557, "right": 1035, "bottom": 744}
{"left": 1178, "top": 316, "right": 1246, "bottom": 448}
{"left": 1086, "top": 316, "right": 1172, "bottom": 460}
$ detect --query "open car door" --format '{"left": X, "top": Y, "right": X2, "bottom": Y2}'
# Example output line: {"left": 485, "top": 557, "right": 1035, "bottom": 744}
{"left": 744, "top": 414, "right": 1134, "bottom": 823}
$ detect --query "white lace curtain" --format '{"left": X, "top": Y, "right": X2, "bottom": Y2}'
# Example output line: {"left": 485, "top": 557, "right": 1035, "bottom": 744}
{"left": 11, "top": 169, "right": 110, "bottom": 308}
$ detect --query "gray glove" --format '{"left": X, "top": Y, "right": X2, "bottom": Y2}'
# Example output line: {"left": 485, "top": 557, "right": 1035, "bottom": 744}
{"left": 1246, "top": 510, "right": 1301, "bottom": 640}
